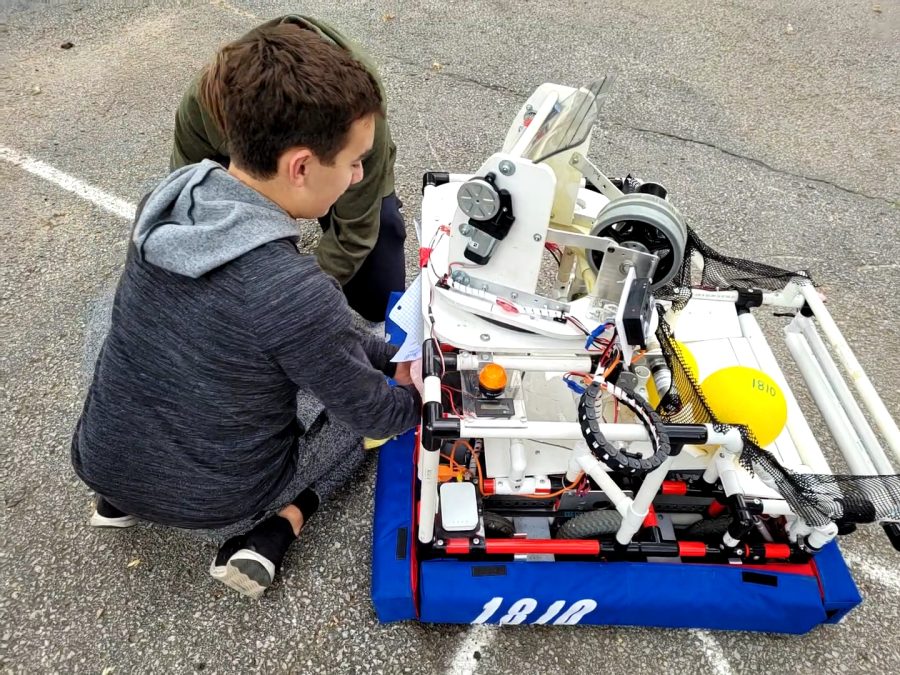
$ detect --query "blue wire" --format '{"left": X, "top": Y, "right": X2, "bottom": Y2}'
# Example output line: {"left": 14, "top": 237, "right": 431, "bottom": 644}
{"left": 585, "top": 322, "right": 613, "bottom": 350}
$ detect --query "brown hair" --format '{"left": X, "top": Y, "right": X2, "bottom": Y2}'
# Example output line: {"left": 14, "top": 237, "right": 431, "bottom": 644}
{"left": 199, "top": 24, "right": 382, "bottom": 178}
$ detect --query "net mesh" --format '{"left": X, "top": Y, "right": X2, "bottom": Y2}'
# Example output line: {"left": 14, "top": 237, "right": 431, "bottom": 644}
{"left": 657, "top": 226, "right": 813, "bottom": 311}
{"left": 652, "top": 235, "right": 900, "bottom": 527}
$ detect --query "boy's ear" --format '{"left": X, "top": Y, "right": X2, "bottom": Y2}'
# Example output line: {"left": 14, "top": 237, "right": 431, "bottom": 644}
{"left": 284, "top": 147, "right": 315, "bottom": 187}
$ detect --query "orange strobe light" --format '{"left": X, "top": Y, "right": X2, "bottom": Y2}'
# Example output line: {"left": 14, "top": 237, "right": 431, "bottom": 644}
{"left": 478, "top": 363, "right": 508, "bottom": 398}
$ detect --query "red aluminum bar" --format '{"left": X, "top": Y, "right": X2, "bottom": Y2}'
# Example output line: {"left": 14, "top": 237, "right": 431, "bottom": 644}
{"left": 445, "top": 538, "right": 470, "bottom": 554}
{"left": 764, "top": 543, "right": 792, "bottom": 560}
{"left": 661, "top": 480, "right": 688, "bottom": 496}
{"left": 484, "top": 539, "right": 601, "bottom": 555}
{"left": 678, "top": 541, "right": 708, "bottom": 557}
{"left": 643, "top": 504, "right": 659, "bottom": 528}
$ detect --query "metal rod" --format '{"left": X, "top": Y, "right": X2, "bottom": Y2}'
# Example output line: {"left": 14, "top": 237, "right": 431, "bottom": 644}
{"left": 796, "top": 316, "right": 894, "bottom": 474}
{"left": 784, "top": 330, "right": 876, "bottom": 474}
{"left": 800, "top": 284, "right": 900, "bottom": 464}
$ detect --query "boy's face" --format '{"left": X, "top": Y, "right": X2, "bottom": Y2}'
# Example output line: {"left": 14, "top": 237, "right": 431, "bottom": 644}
{"left": 281, "top": 114, "right": 375, "bottom": 220}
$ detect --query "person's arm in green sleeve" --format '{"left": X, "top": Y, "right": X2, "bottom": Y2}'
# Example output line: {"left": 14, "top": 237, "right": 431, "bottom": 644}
{"left": 314, "top": 113, "right": 392, "bottom": 285}
{"left": 169, "top": 75, "right": 230, "bottom": 171}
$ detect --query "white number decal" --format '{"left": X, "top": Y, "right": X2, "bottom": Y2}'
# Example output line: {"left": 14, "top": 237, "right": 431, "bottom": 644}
{"left": 499, "top": 598, "right": 538, "bottom": 624}
{"left": 533, "top": 600, "right": 566, "bottom": 625}
{"left": 553, "top": 599, "right": 598, "bottom": 625}
{"left": 472, "top": 597, "right": 504, "bottom": 624}
{"left": 471, "top": 597, "right": 597, "bottom": 625}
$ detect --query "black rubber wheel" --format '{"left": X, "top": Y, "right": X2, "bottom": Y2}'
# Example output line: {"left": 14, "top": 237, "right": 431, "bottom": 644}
{"left": 557, "top": 510, "right": 623, "bottom": 539}
{"left": 482, "top": 511, "right": 516, "bottom": 538}
{"left": 684, "top": 514, "right": 732, "bottom": 538}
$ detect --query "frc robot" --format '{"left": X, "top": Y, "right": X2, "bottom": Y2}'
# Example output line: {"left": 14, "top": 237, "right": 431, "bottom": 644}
{"left": 372, "top": 76, "right": 900, "bottom": 630}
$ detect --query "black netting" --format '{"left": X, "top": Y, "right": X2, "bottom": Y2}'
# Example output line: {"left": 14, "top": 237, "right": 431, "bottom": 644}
{"left": 656, "top": 226, "right": 814, "bottom": 311}
{"left": 654, "top": 285, "right": 900, "bottom": 528}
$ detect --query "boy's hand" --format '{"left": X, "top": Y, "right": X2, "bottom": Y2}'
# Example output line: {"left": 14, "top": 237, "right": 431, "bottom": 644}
{"left": 394, "top": 360, "right": 424, "bottom": 395}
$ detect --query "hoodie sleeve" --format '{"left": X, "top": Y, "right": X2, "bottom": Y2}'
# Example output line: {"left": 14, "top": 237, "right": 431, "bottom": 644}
{"left": 246, "top": 245, "right": 420, "bottom": 439}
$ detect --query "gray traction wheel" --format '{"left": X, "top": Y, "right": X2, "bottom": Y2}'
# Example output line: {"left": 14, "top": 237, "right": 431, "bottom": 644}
{"left": 684, "top": 514, "right": 732, "bottom": 538}
{"left": 482, "top": 511, "right": 516, "bottom": 538}
{"left": 557, "top": 510, "right": 623, "bottom": 539}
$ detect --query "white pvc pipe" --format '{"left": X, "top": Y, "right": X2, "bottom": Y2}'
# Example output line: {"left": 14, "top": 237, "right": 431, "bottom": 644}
{"left": 797, "top": 316, "right": 894, "bottom": 474}
{"left": 800, "top": 283, "right": 900, "bottom": 464}
{"left": 738, "top": 312, "right": 831, "bottom": 473}
{"left": 715, "top": 451, "right": 744, "bottom": 497}
{"left": 575, "top": 452, "right": 631, "bottom": 515}
{"left": 676, "top": 285, "right": 805, "bottom": 309}
{"left": 760, "top": 499, "right": 795, "bottom": 517}
{"left": 459, "top": 421, "right": 645, "bottom": 441}
{"left": 616, "top": 456, "right": 676, "bottom": 545}
{"left": 417, "top": 446, "right": 441, "bottom": 543}
{"left": 509, "top": 440, "right": 527, "bottom": 488}
{"left": 785, "top": 331, "right": 877, "bottom": 474}
{"left": 455, "top": 354, "right": 593, "bottom": 372}
{"left": 423, "top": 375, "right": 442, "bottom": 404}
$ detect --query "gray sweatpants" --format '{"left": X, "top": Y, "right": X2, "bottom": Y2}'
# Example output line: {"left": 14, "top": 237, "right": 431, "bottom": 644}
{"left": 81, "top": 284, "right": 366, "bottom": 542}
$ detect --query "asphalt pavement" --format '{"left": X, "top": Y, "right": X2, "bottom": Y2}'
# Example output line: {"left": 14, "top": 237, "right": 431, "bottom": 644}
{"left": 1, "top": 1, "right": 898, "bottom": 673}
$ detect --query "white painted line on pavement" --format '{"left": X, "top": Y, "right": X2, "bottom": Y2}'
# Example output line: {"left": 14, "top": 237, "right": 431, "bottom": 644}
{"left": 692, "top": 630, "right": 734, "bottom": 675}
{"left": 0, "top": 145, "right": 136, "bottom": 220}
{"left": 843, "top": 551, "right": 900, "bottom": 593}
{"left": 2, "top": 140, "right": 499, "bottom": 675}
{"left": 446, "top": 625, "right": 496, "bottom": 675}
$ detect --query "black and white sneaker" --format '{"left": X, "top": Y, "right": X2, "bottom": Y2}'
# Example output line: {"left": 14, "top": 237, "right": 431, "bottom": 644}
{"left": 90, "top": 496, "right": 138, "bottom": 528}
{"left": 209, "top": 516, "right": 296, "bottom": 599}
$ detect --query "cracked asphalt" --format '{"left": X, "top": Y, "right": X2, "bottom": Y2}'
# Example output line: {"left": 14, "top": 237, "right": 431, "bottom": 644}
{"left": 1, "top": 0, "right": 899, "bottom": 673}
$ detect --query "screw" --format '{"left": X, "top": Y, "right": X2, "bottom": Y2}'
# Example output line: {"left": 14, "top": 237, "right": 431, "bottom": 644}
{"left": 473, "top": 537, "right": 481, "bottom": 545}
{"left": 510, "top": 292, "right": 518, "bottom": 299}
{"left": 533, "top": 233, "right": 542, "bottom": 242}
{"left": 480, "top": 333, "right": 490, "bottom": 342}
{"left": 451, "top": 270, "right": 470, "bottom": 285}
{"left": 481, "top": 284, "right": 489, "bottom": 291}
{"left": 498, "top": 160, "right": 515, "bottom": 176}
{"left": 436, "top": 539, "right": 444, "bottom": 546}
{"left": 570, "top": 153, "right": 581, "bottom": 164}
{"left": 458, "top": 223, "right": 472, "bottom": 236}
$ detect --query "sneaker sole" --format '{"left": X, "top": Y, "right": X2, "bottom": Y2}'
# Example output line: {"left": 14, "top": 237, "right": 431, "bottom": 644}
{"left": 209, "top": 550, "right": 275, "bottom": 600}
{"left": 90, "top": 512, "right": 138, "bottom": 528}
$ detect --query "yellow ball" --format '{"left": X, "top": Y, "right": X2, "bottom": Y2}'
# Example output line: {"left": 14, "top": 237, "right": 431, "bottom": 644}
{"left": 647, "top": 341, "right": 699, "bottom": 408}
{"left": 700, "top": 366, "right": 788, "bottom": 447}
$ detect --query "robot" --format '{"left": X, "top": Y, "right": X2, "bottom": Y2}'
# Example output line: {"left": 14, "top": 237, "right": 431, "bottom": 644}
{"left": 409, "top": 74, "right": 900, "bottom": 570}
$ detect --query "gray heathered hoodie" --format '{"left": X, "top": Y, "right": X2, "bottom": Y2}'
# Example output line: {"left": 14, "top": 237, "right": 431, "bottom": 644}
{"left": 72, "top": 161, "right": 420, "bottom": 529}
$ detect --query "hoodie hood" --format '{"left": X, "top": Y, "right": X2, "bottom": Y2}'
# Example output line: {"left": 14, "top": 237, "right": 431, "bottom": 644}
{"left": 133, "top": 160, "right": 302, "bottom": 278}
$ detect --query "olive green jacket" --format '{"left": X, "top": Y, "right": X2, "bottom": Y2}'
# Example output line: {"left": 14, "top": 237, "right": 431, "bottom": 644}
{"left": 169, "top": 15, "right": 396, "bottom": 285}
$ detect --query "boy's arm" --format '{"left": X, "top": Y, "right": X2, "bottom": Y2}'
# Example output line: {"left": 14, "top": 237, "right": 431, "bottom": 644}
{"left": 357, "top": 330, "right": 399, "bottom": 377}
{"left": 250, "top": 255, "right": 420, "bottom": 439}
{"left": 314, "top": 113, "right": 392, "bottom": 284}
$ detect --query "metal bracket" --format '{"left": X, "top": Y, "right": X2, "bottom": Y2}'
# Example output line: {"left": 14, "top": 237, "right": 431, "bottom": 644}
{"left": 449, "top": 271, "right": 571, "bottom": 315}
{"left": 570, "top": 153, "right": 624, "bottom": 201}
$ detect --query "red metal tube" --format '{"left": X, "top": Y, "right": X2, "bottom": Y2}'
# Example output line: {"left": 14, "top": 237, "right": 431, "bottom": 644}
{"left": 445, "top": 538, "right": 470, "bottom": 554}
{"left": 764, "top": 543, "right": 792, "bottom": 560}
{"left": 484, "top": 539, "right": 601, "bottom": 556}
{"left": 678, "top": 541, "right": 708, "bottom": 557}
{"left": 661, "top": 480, "right": 688, "bottom": 496}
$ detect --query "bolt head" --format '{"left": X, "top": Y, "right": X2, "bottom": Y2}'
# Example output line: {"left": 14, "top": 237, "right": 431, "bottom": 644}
{"left": 480, "top": 333, "right": 490, "bottom": 342}
{"left": 533, "top": 233, "right": 542, "bottom": 242}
